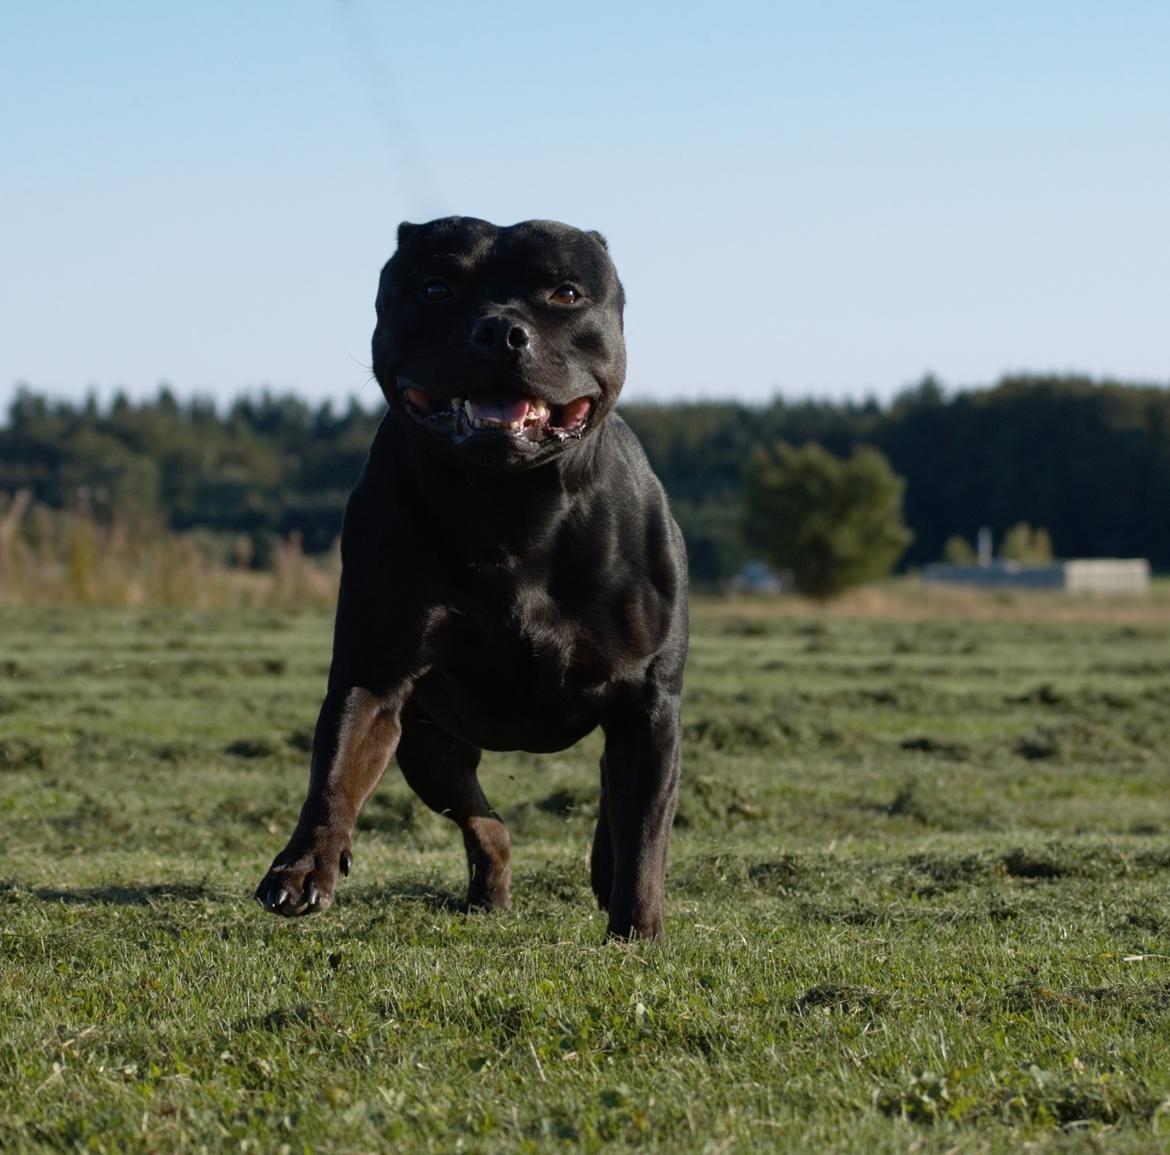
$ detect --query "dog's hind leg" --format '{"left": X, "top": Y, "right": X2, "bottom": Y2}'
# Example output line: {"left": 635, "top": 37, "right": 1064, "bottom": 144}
{"left": 395, "top": 702, "right": 512, "bottom": 910}
{"left": 589, "top": 753, "right": 615, "bottom": 911}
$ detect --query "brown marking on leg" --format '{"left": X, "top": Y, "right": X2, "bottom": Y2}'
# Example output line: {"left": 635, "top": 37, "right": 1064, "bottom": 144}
{"left": 256, "top": 686, "right": 400, "bottom": 916}
{"left": 463, "top": 815, "right": 513, "bottom": 910}
{"left": 396, "top": 703, "right": 512, "bottom": 911}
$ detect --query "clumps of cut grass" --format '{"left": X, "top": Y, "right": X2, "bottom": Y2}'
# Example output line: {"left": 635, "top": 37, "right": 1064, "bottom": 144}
{"left": 899, "top": 734, "right": 970, "bottom": 760}
{"left": 716, "top": 616, "right": 775, "bottom": 637}
{"left": 360, "top": 790, "right": 420, "bottom": 834}
{"left": 286, "top": 727, "right": 314, "bottom": 752}
{"left": 504, "top": 785, "right": 599, "bottom": 838}
{"left": 682, "top": 709, "right": 804, "bottom": 754}
{"left": 876, "top": 1062, "right": 1155, "bottom": 1128}
{"left": 1010, "top": 719, "right": 1161, "bottom": 764}
{"left": 514, "top": 860, "right": 592, "bottom": 905}
{"left": 883, "top": 783, "right": 932, "bottom": 822}
{"left": 902, "top": 851, "right": 991, "bottom": 894}
{"left": 1013, "top": 729, "right": 1063, "bottom": 761}
{"left": 534, "top": 787, "right": 593, "bottom": 817}
{"left": 0, "top": 738, "right": 45, "bottom": 769}
{"left": 1007, "top": 682, "right": 1067, "bottom": 707}
{"left": 999, "top": 847, "right": 1066, "bottom": 879}
{"left": 50, "top": 793, "right": 131, "bottom": 843}
{"left": 224, "top": 736, "right": 284, "bottom": 760}
{"left": 747, "top": 854, "right": 804, "bottom": 889}
{"left": 999, "top": 979, "right": 1170, "bottom": 1015}
{"left": 856, "top": 777, "right": 979, "bottom": 831}
{"left": 900, "top": 842, "right": 1170, "bottom": 890}
{"left": 673, "top": 773, "right": 766, "bottom": 827}
{"left": 795, "top": 983, "right": 888, "bottom": 1013}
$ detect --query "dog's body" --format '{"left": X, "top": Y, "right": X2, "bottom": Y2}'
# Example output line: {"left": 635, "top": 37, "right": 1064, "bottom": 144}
{"left": 256, "top": 218, "right": 687, "bottom": 939}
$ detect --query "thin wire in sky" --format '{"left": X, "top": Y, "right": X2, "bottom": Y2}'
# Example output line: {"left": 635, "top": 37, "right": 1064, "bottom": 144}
{"left": 332, "top": 0, "right": 448, "bottom": 218}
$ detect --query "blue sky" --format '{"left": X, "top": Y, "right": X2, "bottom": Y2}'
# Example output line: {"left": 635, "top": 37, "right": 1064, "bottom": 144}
{"left": 3, "top": 0, "right": 1167, "bottom": 410}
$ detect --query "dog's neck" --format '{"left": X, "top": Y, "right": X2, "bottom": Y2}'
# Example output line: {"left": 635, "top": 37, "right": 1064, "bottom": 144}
{"left": 373, "top": 410, "right": 614, "bottom": 563}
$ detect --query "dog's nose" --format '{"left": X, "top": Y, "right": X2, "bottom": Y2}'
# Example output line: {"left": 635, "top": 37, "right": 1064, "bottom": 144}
{"left": 470, "top": 316, "right": 532, "bottom": 356}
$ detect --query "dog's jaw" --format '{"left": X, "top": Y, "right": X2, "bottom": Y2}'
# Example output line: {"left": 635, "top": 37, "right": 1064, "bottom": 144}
{"left": 396, "top": 380, "right": 597, "bottom": 465}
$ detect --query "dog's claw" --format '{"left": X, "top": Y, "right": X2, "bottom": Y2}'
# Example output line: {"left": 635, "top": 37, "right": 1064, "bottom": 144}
{"left": 257, "top": 832, "right": 348, "bottom": 918}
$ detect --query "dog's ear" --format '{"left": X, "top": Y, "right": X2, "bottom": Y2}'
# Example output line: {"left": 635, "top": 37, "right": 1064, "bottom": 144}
{"left": 374, "top": 261, "right": 393, "bottom": 318}
{"left": 397, "top": 221, "right": 419, "bottom": 248}
{"left": 587, "top": 230, "right": 609, "bottom": 250}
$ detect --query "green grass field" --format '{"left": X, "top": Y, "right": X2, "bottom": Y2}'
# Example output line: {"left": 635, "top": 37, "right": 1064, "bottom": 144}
{"left": 3, "top": 598, "right": 1170, "bottom": 1153}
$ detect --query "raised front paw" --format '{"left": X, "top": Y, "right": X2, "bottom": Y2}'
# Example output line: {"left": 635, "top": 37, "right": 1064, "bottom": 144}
{"left": 254, "top": 834, "right": 352, "bottom": 917}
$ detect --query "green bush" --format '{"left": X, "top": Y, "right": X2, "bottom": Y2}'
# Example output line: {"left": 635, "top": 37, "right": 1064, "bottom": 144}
{"left": 743, "top": 441, "right": 912, "bottom": 599}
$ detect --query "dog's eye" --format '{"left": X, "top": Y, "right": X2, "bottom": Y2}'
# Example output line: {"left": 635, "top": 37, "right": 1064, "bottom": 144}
{"left": 420, "top": 279, "right": 452, "bottom": 302}
{"left": 550, "top": 284, "right": 581, "bottom": 305}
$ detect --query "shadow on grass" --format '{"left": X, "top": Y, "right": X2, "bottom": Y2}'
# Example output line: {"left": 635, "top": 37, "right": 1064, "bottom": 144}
{"left": 235, "top": 1003, "right": 322, "bottom": 1034}
{"left": 5, "top": 877, "right": 475, "bottom": 914}
{"left": 347, "top": 879, "right": 466, "bottom": 912}
{"left": 2, "top": 880, "right": 223, "bottom": 906}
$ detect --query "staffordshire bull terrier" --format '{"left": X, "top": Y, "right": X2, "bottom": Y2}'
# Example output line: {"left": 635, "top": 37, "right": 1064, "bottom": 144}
{"left": 255, "top": 217, "right": 688, "bottom": 940}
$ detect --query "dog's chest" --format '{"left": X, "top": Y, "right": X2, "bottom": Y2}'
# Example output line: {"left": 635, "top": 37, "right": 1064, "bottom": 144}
{"left": 451, "top": 579, "right": 631, "bottom": 690}
{"left": 416, "top": 577, "right": 656, "bottom": 752}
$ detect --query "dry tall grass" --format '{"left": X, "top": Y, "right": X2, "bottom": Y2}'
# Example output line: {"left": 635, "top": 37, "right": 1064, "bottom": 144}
{"left": 0, "top": 490, "right": 339, "bottom": 609}
{"left": 700, "top": 581, "right": 1170, "bottom": 624}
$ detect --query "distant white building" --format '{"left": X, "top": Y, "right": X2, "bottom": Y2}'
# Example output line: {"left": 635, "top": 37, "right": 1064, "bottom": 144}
{"left": 1062, "top": 559, "right": 1151, "bottom": 594}
{"left": 922, "top": 558, "right": 1149, "bottom": 594}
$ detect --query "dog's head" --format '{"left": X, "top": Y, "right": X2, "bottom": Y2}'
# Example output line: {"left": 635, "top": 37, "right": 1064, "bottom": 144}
{"left": 372, "top": 217, "right": 626, "bottom": 471}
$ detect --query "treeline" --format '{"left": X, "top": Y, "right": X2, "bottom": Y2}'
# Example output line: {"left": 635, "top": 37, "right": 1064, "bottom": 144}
{"left": 0, "top": 389, "right": 373, "bottom": 565}
{"left": 2, "top": 375, "right": 1167, "bottom": 586}
{"left": 626, "top": 375, "right": 1170, "bottom": 581}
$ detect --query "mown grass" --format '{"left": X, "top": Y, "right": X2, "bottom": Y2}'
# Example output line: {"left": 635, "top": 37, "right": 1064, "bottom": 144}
{"left": 2, "top": 601, "right": 1170, "bottom": 1153}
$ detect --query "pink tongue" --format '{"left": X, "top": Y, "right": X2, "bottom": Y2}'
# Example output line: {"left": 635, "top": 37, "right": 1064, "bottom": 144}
{"left": 467, "top": 390, "right": 530, "bottom": 425}
{"left": 560, "top": 397, "right": 591, "bottom": 429}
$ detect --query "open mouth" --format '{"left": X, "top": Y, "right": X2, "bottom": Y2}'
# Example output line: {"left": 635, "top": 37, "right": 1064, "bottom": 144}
{"left": 399, "top": 385, "right": 593, "bottom": 443}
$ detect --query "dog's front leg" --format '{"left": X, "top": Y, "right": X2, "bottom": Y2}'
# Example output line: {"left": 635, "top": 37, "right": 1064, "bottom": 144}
{"left": 600, "top": 685, "right": 683, "bottom": 941}
{"left": 256, "top": 685, "right": 401, "bottom": 916}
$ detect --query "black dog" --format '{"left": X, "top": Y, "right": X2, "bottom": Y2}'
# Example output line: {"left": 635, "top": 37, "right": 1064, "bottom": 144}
{"left": 255, "top": 217, "right": 688, "bottom": 940}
